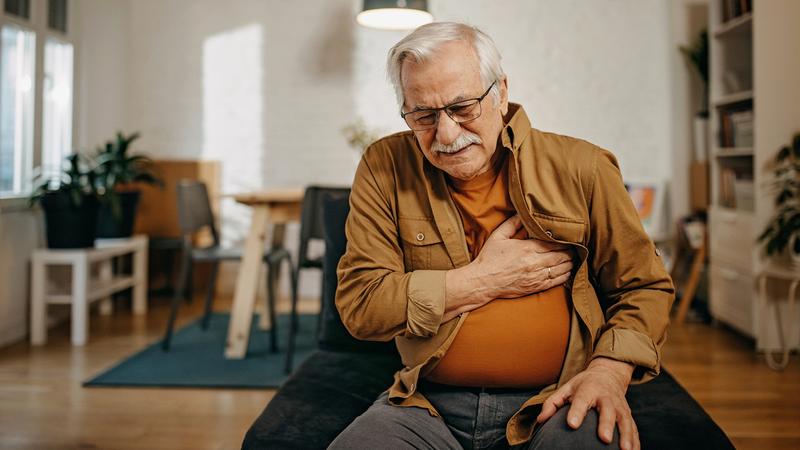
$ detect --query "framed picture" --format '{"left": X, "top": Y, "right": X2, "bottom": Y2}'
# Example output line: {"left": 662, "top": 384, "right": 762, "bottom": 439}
{"left": 624, "top": 179, "right": 667, "bottom": 241}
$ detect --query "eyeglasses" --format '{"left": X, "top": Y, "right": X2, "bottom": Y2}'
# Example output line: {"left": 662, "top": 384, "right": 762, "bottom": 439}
{"left": 400, "top": 81, "right": 496, "bottom": 131}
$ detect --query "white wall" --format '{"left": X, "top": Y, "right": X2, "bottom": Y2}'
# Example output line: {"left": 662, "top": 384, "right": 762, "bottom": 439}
{"left": 125, "top": 0, "right": 359, "bottom": 243}
{"left": 74, "top": 0, "right": 130, "bottom": 152}
{"left": 0, "top": 207, "right": 43, "bottom": 347}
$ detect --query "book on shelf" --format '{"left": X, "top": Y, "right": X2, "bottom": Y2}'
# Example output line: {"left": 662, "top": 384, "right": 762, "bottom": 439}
{"left": 718, "top": 108, "right": 753, "bottom": 148}
{"left": 718, "top": 167, "right": 754, "bottom": 210}
{"left": 719, "top": 168, "right": 737, "bottom": 208}
{"left": 721, "top": 0, "right": 752, "bottom": 23}
{"left": 730, "top": 110, "right": 753, "bottom": 147}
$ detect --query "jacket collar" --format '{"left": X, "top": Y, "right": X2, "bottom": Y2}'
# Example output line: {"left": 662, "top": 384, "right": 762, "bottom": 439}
{"left": 501, "top": 102, "right": 532, "bottom": 155}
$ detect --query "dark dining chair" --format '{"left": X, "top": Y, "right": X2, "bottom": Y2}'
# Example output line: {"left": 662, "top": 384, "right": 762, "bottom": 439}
{"left": 161, "top": 180, "right": 295, "bottom": 352}
{"left": 284, "top": 186, "right": 350, "bottom": 373}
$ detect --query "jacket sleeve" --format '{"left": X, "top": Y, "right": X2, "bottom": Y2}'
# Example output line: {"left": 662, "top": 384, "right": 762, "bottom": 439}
{"left": 586, "top": 149, "right": 675, "bottom": 382}
{"left": 335, "top": 146, "right": 446, "bottom": 342}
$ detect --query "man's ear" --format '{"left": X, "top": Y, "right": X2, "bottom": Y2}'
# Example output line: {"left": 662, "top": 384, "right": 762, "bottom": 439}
{"left": 499, "top": 76, "right": 509, "bottom": 116}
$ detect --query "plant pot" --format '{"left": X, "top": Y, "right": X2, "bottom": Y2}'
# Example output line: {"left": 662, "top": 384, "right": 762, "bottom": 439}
{"left": 96, "top": 191, "right": 141, "bottom": 238}
{"left": 692, "top": 114, "right": 709, "bottom": 162}
{"left": 40, "top": 192, "right": 99, "bottom": 249}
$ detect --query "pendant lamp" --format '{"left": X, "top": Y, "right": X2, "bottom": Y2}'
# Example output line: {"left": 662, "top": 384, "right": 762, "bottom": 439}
{"left": 356, "top": 0, "right": 433, "bottom": 30}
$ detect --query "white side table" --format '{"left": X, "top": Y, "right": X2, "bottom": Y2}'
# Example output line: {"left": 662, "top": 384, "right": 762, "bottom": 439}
{"left": 757, "top": 264, "right": 799, "bottom": 370}
{"left": 30, "top": 235, "right": 149, "bottom": 346}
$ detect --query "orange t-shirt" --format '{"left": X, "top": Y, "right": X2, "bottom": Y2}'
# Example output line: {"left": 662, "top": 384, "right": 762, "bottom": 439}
{"left": 425, "top": 151, "right": 571, "bottom": 388}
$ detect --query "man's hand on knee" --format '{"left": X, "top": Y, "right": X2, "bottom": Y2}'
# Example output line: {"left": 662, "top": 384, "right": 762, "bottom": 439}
{"left": 536, "top": 357, "right": 639, "bottom": 450}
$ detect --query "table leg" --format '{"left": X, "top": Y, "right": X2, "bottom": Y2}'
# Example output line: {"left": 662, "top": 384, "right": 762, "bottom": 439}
{"left": 226, "top": 206, "right": 270, "bottom": 359}
{"left": 133, "top": 239, "right": 148, "bottom": 315}
{"left": 30, "top": 256, "right": 47, "bottom": 345}
{"left": 71, "top": 254, "right": 89, "bottom": 346}
{"left": 99, "top": 259, "right": 113, "bottom": 316}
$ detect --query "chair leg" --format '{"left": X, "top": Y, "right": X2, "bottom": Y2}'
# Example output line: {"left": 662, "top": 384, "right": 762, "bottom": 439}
{"left": 185, "top": 261, "right": 194, "bottom": 304}
{"left": 285, "top": 264, "right": 301, "bottom": 374}
{"left": 163, "top": 252, "right": 192, "bottom": 351}
{"left": 201, "top": 262, "right": 220, "bottom": 330}
{"left": 266, "top": 261, "right": 279, "bottom": 353}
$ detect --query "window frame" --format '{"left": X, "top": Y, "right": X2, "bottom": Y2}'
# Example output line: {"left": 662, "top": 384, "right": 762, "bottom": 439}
{"left": 0, "top": 0, "right": 76, "bottom": 204}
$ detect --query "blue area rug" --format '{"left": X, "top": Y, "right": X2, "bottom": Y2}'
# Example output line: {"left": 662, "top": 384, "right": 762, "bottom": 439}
{"left": 84, "top": 313, "right": 315, "bottom": 389}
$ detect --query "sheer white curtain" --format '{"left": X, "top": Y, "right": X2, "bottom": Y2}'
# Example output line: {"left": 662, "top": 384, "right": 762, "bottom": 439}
{"left": 42, "top": 38, "right": 73, "bottom": 179}
{"left": 0, "top": 25, "right": 35, "bottom": 194}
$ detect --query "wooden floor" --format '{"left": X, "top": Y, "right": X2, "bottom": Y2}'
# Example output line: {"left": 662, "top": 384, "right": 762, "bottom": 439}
{"left": 0, "top": 295, "right": 798, "bottom": 450}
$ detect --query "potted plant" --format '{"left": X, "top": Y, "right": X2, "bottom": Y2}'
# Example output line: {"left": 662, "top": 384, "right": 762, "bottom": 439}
{"left": 342, "top": 119, "right": 383, "bottom": 152}
{"left": 30, "top": 154, "right": 100, "bottom": 248}
{"left": 759, "top": 132, "right": 800, "bottom": 263}
{"left": 94, "top": 131, "right": 161, "bottom": 238}
{"left": 679, "top": 29, "right": 709, "bottom": 161}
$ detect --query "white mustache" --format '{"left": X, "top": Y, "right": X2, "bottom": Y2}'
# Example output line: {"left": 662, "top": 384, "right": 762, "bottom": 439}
{"left": 431, "top": 132, "right": 482, "bottom": 154}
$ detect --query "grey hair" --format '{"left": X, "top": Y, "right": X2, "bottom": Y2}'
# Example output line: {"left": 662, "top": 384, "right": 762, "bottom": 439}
{"left": 387, "top": 22, "right": 505, "bottom": 110}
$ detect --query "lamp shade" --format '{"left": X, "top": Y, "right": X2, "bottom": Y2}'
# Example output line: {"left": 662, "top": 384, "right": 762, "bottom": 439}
{"left": 357, "top": 0, "right": 433, "bottom": 30}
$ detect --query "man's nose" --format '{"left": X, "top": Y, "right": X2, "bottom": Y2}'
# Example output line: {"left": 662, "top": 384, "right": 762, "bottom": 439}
{"left": 435, "top": 111, "right": 461, "bottom": 145}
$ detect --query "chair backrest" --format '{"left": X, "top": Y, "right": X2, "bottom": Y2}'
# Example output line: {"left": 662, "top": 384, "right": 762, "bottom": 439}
{"left": 298, "top": 185, "right": 351, "bottom": 268}
{"left": 175, "top": 180, "right": 220, "bottom": 245}
{"left": 319, "top": 190, "right": 399, "bottom": 356}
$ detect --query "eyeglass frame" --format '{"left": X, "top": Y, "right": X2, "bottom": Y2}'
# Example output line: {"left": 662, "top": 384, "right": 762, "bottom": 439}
{"left": 400, "top": 80, "right": 497, "bottom": 131}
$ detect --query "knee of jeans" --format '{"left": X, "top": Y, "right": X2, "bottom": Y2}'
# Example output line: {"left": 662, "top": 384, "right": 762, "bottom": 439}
{"left": 529, "top": 407, "right": 619, "bottom": 450}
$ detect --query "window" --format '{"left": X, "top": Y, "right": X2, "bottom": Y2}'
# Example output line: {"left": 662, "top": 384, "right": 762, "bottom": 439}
{"left": 42, "top": 38, "right": 73, "bottom": 179}
{"left": 4, "top": 0, "right": 30, "bottom": 20}
{"left": 48, "top": 0, "right": 67, "bottom": 33}
{"left": 0, "top": 25, "right": 35, "bottom": 195}
{"left": 0, "top": 1, "right": 75, "bottom": 199}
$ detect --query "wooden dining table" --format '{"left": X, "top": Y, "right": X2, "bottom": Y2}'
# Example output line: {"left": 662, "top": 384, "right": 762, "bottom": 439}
{"left": 225, "top": 188, "right": 304, "bottom": 359}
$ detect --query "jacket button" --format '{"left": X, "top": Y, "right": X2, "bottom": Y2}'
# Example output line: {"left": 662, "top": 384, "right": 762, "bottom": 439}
{"left": 410, "top": 383, "right": 416, "bottom": 390}
{"left": 416, "top": 233, "right": 425, "bottom": 242}
{"left": 545, "top": 230, "right": 553, "bottom": 238}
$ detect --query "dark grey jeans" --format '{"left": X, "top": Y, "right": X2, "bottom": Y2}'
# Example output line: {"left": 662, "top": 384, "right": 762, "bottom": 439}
{"left": 328, "top": 380, "right": 619, "bottom": 450}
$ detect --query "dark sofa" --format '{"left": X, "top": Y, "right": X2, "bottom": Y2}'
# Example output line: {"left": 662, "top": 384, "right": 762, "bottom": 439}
{"left": 243, "top": 194, "right": 734, "bottom": 450}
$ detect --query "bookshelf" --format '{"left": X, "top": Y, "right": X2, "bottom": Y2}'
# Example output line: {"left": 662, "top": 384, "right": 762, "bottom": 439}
{"left": 708, "top": 0, "right": 800, "bottom": 354}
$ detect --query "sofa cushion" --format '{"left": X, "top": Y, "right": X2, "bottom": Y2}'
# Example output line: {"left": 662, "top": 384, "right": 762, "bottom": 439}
{"left": 243, "top": 350, "right": 732, "bottom": 450}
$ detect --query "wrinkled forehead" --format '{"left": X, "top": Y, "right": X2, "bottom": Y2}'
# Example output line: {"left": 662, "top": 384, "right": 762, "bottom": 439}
{"left": 400, "top": 41, "right": 483, "bottom": 109}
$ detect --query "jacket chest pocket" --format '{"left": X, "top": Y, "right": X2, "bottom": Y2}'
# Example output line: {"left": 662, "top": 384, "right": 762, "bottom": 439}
{"left": 532, "top": 212, "right": 586, "bottom": 246}
{"left": 398, "top": 217, "right": 444, "bottom": 271}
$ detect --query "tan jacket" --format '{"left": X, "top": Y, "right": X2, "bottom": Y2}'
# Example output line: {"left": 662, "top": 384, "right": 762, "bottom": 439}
{"left": 336, "top": 103, "right": 674, "bottom": 445}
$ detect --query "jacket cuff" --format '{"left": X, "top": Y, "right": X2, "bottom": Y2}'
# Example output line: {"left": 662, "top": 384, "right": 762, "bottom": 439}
{"left": 591, "top": 328, "right": 660, "bottom": 378}
{"left": 405, "top": 270, "right": 446, "bottom": 337}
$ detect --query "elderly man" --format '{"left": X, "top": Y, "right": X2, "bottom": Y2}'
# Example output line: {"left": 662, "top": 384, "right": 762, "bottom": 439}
{"left": 330, "top": 22, "right": 673, "bottom": 450}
